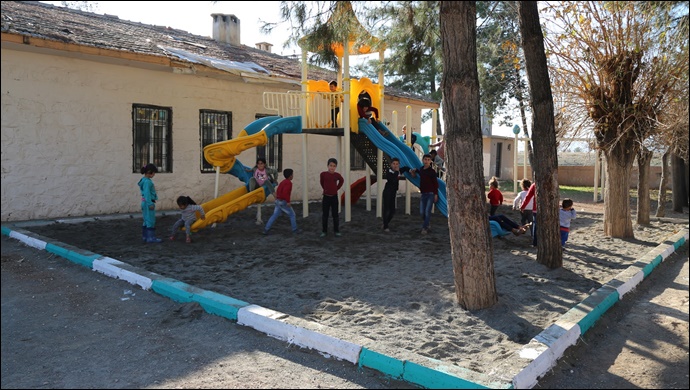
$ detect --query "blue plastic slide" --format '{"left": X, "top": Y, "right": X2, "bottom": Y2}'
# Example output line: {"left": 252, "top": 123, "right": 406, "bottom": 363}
{"left": 357, "top": 119, "right": 448, "bottom": 217}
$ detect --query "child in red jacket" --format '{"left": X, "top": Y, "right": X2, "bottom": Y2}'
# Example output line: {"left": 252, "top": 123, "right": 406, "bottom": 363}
{"left": 487, "top": 176, "right": 503, "bottom": 216}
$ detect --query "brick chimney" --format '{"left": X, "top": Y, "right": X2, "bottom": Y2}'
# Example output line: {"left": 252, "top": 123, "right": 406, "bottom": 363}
{"left": 255, "top": 42, "right": 273, "bottom": 53}
{"left": 212, "top": 14, "right": 240, "bottom": 45}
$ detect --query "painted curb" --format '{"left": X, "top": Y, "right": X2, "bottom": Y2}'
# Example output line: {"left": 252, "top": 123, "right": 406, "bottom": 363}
{"left": 2, "top": 224, "right": 687, "bottom": 389}
{"left": 512, "top": 230, "right": 689, "bottom": 389}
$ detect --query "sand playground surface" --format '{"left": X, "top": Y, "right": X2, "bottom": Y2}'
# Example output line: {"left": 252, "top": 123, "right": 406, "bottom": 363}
{"left": 17, "top": 192, "right": 689, "bottom": 384}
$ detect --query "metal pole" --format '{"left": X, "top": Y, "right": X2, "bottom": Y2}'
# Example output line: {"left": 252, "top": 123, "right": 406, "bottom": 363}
{"left": 593, "top": 149, "right": 600, "bottom": 202}
{"left": 512, "top": 125, "right": 520, "bottom": 193}
{"left": 405, "top": 106, "right": 412, "bottom": 215}
{"left": 301, "top": 48, "right": 309, "bottom": 218}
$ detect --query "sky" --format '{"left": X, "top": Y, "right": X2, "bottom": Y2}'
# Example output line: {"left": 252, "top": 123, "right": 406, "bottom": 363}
{"left": 41, "top": 1, "right": 529, "bottom": 140}
{"left": 44, "top": 1, "right": 298, "bottom": 55}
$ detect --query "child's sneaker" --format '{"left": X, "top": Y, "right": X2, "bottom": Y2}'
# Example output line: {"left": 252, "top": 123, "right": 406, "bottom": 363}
{"left": 262, "top": 230, "right": 269, "bottom": 235}
{"left": 186, "top": 236, "right": 192, "bottom": 243}
{"left": 292, "top": 229, "right": 303, "bottom": 234}
{"left": 421, "top": 228, "right": 428, "bottom": 235}
{"left": 335, "top": 232, "right": 342, "bottom": 237}
{"left": 319, "top": 232, "right": 326, "bottom": 238}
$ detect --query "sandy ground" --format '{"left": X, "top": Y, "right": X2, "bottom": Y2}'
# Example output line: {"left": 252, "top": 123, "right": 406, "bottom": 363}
{"left": 2, "top": 191, "right": 688, "bottom": 388}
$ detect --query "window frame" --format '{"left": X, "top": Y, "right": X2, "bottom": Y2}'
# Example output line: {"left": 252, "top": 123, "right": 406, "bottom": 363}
{"left": 254, "top": 114, "right": 283, "bottom": 173}
{"left": 200, "top": 110, "right": 233, "bottom": 173}
{"left": 132, "top": 104, "right": 172, "bottom": 173}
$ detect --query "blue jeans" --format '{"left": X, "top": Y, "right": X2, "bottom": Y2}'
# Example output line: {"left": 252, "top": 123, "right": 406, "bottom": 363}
{"left": 264, "top": 199, "right": 297, "bottom": 232}
{"left": 420, "top": 192, "right": 435, "bottom": 229}
{"left": 560, "top": 227, "right": 569, "bottom": 246}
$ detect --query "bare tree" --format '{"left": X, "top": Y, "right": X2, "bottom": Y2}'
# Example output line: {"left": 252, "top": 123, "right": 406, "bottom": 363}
{"left": 440, "top": 1, "right": 497, "bottom": 309}
{"left": 543, "top": 2, "right": 688, "bottom": 238}
{"left": 517, "top": 1, "right": 562, "bottom": 268}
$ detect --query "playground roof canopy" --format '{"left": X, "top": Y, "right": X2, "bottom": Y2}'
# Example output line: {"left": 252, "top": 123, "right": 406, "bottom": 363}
{"left": 298, "top": 2, "right": 384, "bottom": 57}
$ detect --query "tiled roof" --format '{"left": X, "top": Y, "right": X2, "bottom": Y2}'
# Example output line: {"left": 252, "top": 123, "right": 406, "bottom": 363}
{"left": 1, "top": 1, "right": 438, "bottom": 105}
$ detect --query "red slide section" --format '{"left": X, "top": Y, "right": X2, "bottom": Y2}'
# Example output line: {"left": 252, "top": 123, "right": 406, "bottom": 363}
{"left": 341, "top": 175, "right": 377, "bottom": 205}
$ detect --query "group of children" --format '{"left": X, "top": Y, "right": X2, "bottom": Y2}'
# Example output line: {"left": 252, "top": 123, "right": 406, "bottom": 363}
{"left": 140, "top": 154, "right": 575, "bottom": 247}
{"left": 138, "top": 151, "right": 443, "bottom": 244}
{"left": 489, "top": 176, "right": 577, "bottom": 248}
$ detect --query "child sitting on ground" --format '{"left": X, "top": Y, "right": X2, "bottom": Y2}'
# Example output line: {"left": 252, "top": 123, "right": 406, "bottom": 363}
{"left": 170, "top": 196, "right": 206, "bottom": 243}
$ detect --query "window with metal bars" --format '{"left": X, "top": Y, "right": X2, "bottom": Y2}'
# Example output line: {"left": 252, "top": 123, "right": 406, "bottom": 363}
{"left": 255, "top": 114, "right": 282, "bottom": 172}
{"left": 200, "top": 110, "right": 232, "bottom": 173}
{"left": 132, "top": 105, "right": 172, "bottom": 173}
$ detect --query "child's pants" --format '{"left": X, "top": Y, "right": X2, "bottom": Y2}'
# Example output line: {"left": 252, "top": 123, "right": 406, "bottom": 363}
{"left": 171, "top": 218, "right": 194, "bottom": 236}
{"left": 420, "top": 192, "right": 435, "bottom": 230}
{"left": 560, "top": 226, "right": 570, "bottom": 246}
{"left": 265, "top": 200, "right": 297, "bottom": 232}
{"left": 322, "top": 195, "right": 339, "bottom": 233}
{"left": 141, "top": 201, "right": 156, "bottom": 228}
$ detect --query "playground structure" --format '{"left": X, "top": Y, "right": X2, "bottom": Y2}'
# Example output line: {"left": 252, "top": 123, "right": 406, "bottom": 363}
{"left": 191, "top": 3, "right": 447, "bottom": 231}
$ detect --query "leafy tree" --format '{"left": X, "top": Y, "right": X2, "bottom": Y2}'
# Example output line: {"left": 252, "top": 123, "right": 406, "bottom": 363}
{"left": 476, "top": 1, "right": 536, "bottom": 177}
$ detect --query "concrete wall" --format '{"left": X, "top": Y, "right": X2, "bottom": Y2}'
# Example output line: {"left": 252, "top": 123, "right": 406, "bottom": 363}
{"left": 1, "top": 48, "right": 432, "bottom": 221}
{"left": 514, "top": 165, "right": 669, "bottom": 189}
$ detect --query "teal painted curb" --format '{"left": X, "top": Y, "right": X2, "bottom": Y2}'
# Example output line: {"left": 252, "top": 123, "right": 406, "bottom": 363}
{"left": 44, "top": 242, "right": 101, "bottom": 268}
{"left": 151, "top": 279, "right": 195, "bottom": 303}
{"left": 358, "top": 348, "right": 405, "bottom": 380}
{"left": 574, "top": 285, "right": 619, "bottom": 335}
{"left": 192, "top": 289, "right": 250, "bottom": 321}
{"left": 674, "top": 236, "right": 686, "bottom": 250}
{"left": 403, "top": 361, "right": 491, "bottom": 389}
{"left": 2, "top": 223, "right": 687, "bottom": 390}
{"left": 642, "top": 254, "right": 664, "bottom": 277}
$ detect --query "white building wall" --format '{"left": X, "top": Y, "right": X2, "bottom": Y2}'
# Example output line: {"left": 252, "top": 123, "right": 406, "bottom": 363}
{"left": 1, "top": 48, "right": 435, "bottom": 221}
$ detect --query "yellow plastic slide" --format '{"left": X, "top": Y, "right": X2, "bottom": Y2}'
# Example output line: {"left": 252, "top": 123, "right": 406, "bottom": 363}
{"left": 189, "top": 186, "right": 266, "bottom": 232}
{"left": 189, "top": 127, "right": 271, "bottom": 232}
{"left": 189, "top": 116, "right": 302, "bottom": 233}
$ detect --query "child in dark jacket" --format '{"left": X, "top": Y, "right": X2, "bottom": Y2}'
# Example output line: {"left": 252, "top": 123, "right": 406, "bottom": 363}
{"left": 382, "top": 157, "right": 415, "bottom": 232}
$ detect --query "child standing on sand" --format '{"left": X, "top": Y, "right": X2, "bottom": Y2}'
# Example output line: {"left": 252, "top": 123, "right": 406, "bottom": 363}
{"left": 410, "top": 154, "right": 439, "bottom": 235}
{"left": 138, "top": 163, "right": 162, "bottom": 243}
{"left": 513, "top": 179, "right": 534, "bottom": 228}
{"left": 320, "top": 158, "right": 344, "bottom": 238}
{"left": 382, "top": 157, "right": 415, "bottom": 232}
{"left": 559, "top": 198, "right": 577, "bottom": 248}
{"left": 262, "top": 169, "right": 302, "bottom": 235}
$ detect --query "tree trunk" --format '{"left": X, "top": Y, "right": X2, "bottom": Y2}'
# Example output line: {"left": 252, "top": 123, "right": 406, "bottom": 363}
{"left": 440, "top": 1, "right": 497, "bottom": 310}
{"left": 656, "top": 151, "right": 670, "bottom": 217}
{"left": 514, "top": 67, "right": 535, "bottom": 177}
{"left": 636, "top": 148, "right": 653, "bottom": 225}
{"left": 518, "top": 1, "right": 562, "bottom": 268}
{"left": 604, "top": 145, "right": 635, "bottom": 237}
{"left": 671, "top": 153, "right": 687, "bottom": 212}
